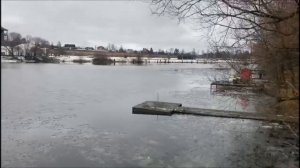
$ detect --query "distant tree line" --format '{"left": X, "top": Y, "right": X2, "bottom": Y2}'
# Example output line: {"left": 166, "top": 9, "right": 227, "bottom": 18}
{"left": 2, "top": 31, "right": 53, "bottom": 57}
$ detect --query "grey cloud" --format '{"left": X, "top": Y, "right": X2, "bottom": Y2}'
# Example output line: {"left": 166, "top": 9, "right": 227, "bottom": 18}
{"left": 2, "top": 1, "right": 208, "bottom": 52}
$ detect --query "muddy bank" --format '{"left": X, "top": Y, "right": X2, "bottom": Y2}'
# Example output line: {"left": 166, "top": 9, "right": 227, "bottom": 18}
{"left": 252, "top": 122, "right": 299, "bottom": 168}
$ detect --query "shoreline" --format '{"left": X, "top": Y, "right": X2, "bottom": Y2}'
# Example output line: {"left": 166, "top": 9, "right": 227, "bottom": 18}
{"left": 1, "top": 55, "right": 234, "bottom": 64}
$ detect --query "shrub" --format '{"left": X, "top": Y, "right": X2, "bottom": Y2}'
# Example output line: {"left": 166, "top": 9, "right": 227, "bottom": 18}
{"left": 73, "top": 59, "right": 90, "bottom": 64}
{"left": 92, "top": 55, "right": 113, "bottom": 65}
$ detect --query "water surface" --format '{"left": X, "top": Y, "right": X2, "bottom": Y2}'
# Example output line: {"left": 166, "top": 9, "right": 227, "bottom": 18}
{"left": 2, "top": 63, "right": 273, "bottom": 167}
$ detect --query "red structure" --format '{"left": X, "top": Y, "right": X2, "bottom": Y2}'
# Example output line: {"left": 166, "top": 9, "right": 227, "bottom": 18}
{"left": 240, "top": 68, "right": 252, "bottom": 82}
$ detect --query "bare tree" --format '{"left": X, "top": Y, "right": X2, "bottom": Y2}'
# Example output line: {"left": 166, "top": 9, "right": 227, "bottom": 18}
{"left": 119, "top": 45, "right": 125, "bottom": 52}
{"left": 169, "top": 48, "right": 174, "bottom": 54}
{"left": 15, "top": 45, "right": 22, "bottom": 56}
{"left": 57, "top": 41, "right": 62, "bottom": 48}
{"left": 152, "top": 0, "right": 298, "bottom": 46}
{"left": 151, "top": 1, "right": 300, "bottom": 142}
{"left": 4, "top": 32, "right": 23, "bottom": 56}
{"left": 23, "top": 35, "right": 32, "bottom": 56}
{"left": 151, "top": 0, "right": 299, "bottom": 108}
{"left": 107, "top": 43, "right": 117, "bottom": 52}
{"left": 29, "top": 37, "right": 50, "bottom": 56}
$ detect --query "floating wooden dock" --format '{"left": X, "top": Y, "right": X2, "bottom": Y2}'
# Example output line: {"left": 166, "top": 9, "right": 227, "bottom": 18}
{"left": 132, "top": 101, "right": 298, "bottom": 122}
{"left": 132, "top": 101, "right": 182, "bottom": 116}
{"left": 210, "top": 81, "right": 257, "bottom": 89}
{"left": 210, "top": 81, "right": 263, "bottom": 93}
{"left": 211, "top": 81, "right": 257, "bottom": 87}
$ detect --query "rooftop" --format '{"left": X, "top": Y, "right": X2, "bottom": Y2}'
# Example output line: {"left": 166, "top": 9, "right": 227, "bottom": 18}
{"left": 1, "top": 27, "right": 8, "bottom": 31}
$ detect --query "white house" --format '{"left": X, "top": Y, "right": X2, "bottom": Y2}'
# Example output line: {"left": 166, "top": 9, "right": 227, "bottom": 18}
{"left": 1, "top": 46, "right": 9, "bottom": 55}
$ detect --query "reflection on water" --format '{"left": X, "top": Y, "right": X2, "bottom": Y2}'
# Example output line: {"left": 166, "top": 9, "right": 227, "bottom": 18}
{"left": 2, "top": 63, "right": 274, "bottom": 167}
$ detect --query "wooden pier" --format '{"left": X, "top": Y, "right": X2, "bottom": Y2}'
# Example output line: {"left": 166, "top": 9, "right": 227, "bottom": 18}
{"left": 133, "top": 101, "right": 182, "bottom": 116}
{"left": 132, "top": 101, "right": 298, "bottom": 122}
{"left": 210, "top": 81, "right": 262, "bottom": 92}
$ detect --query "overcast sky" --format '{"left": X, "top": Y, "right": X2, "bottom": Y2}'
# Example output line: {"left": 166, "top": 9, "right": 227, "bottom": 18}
{"left": 2, "top": 0, "right": 209, "bottom": 52}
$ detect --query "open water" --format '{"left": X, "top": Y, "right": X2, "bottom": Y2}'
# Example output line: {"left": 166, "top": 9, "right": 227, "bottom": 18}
{"left": 1, "top": 63, "right": 275, "bottom": 167}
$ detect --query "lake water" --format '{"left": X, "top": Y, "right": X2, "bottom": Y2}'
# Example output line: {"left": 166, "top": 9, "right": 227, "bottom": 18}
{"left": 1, "top": 63, "right": 274, "bottom": 167}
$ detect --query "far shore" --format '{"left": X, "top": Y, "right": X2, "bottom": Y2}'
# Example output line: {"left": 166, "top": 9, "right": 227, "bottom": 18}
{"left": 1, "top": 55, "right": 237, "bottom": 64}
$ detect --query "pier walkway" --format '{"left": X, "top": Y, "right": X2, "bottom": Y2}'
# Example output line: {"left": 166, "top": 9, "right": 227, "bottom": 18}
{"left": 133, "top": 101, "right": 298, "bottom": 123}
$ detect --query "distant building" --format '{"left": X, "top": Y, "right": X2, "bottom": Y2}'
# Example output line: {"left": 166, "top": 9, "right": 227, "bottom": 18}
{"left": 97, "top": 46, "right": 106, "bottom": 51}
{"left": 75, "top": 47, "right": 85, "bottom": 50}
{"left": 64, "top": 44, "right": 76, "bottom": 50}
{"left": 85, "top": 47, "right": 94, "bottom": 50}
{"left": 1, "top": 27, "right": 8, "bottom": 43}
